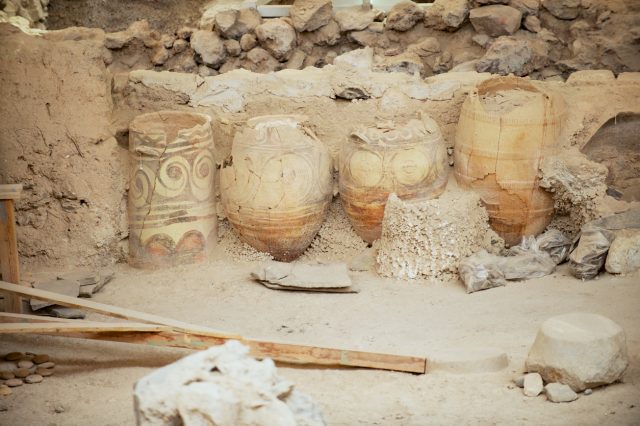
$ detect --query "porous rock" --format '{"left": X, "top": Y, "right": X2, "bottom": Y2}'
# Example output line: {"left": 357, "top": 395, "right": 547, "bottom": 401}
{"left": 290, "top": 0, "right": 333, "bottom": 32}
{"left": 377, "top": 191, "right": 503, "bottom": 280}
{"left": 541, "top": 0, "right": 580, "bottom": 20}
{"left": 334, "top": 6, "right": 379, "bottom": 32}
{"left": 423, "top": 0, "right": 469, "bottom": 31}
{"left": 386, "top": 1, "right": 424, "bottom": 32}
{"left": 190, "top": 30, "right": 227, "bottom": 68}
{"left": 476, "top": 35, "right": 548, "bottom": 76}
{"left": 523, "top": 372, "right": 544, "bottom": 396}
{"left": 544, "top": 383, "right": 579, "bottom": 403}
{"left": 255, "top": 18, "right": 297, "bottom": 61}
{"left": 134, "top": 340, "right": 325, "bottom": 426}
{"left": 526, "top": 313, "right": 629, "bottom": 392}
{"left": 605, "top": 230, "right": 640, "bottom": 274}
{"left": 470, "top": 5, "right": 523, "bottom": 36}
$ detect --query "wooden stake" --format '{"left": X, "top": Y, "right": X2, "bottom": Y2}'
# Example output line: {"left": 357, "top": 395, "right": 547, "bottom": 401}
{"left": 0, "top": 188, "right": 22, "bottom": 313}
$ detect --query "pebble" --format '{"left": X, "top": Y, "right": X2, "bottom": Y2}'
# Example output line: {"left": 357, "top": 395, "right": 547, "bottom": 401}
{"left": 4, "top": 353, "right": 22, "bottom": 362}
{"left": 33, "top": 354, "right": 50, "bottom": 364}
{"left": 38, "top": 362, "right": 55, "bottom": 369}
{"left": 5, "top": 379, "right": 23, "bottom": 387}
{"left": 21, "top": 354, "right": 35, "bottom": 362}
{"left": 14, "top": 368, "right": 30, "bottom": 379}
{"left": 545, "top": 382, "right": 579, "bottom": 403}
{"left": 25, "top": 374, "right": 43, "bottom": 384}
{"left": 0, "top": 385, "right": 11, "bottom": 396}
{"left": 54, "top": 404, "right": 66, "bottom": 413}
{"left": 513, "top": 375, "right": 525, "bottom": 388}
{"left": 524, "top": 372, "right": 544, "bottom": 397}
{"left": 36, "top": 367, "right": 54, "bottom": 377}
{"left": 17, "top": 360, "right": 34, "bottom": 369}
{"left": 0, "top": 372, "right": 14, "bottom": 380}
{"left": 584, "top": 389, "right": 593, "bottom": 395}
{"left": 0, "top": 362, "right": 17, "bottom": 373}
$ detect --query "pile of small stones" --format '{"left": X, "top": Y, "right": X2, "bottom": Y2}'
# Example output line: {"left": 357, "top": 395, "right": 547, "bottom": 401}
{"left": 0, "top": 352, "right": 54, "bottom": 396}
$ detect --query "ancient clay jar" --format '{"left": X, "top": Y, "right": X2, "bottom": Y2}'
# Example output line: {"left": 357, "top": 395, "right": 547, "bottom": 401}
{"left": 454, "top": 76, "right": 566, "bottom": 246}
{"left": 220, "top": 115, "right": 332, "bottom": 261}
{"left": 339, "top": 114, "right": 448, "bottom": 244}
{"left": 128, "top": 110, "right": 217, "bottom": 269}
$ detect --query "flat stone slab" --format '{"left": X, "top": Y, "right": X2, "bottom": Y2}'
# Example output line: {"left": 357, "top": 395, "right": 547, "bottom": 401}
{"left": 526, "top": 312, "right": 628, "bottom": 392}
{"left": 427, "top": 347, "right": 508, "bottom": 374}
{"left": 30, "top": 279, "right": 80, "bottom": 310}
{"left": 545, "top": 383, "right": 579, "bottom": 403}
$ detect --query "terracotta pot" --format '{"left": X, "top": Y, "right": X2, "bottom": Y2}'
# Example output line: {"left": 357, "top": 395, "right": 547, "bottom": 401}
{"left": 128, "top": 110, "right": 217, "bottom": 268}
{"left": 454, "top": 76, "right": 566, "bottom": 246}
{"left": 220, "top": 115, "right": 332, "bottom": 261}
{"left": 339, "top": 114, "right": 448, "bottom": 243}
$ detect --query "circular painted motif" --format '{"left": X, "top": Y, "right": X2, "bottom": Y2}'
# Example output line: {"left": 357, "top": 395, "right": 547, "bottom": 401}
{"left": 391, "top": 149, "right": 430, "bottom": 186}
{"left": 348, "top": 150, "right": 384, "bottom": 187}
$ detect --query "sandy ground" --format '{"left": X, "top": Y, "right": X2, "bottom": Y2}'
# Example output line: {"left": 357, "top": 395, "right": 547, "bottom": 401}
{"left": 1, "top": 261, "right": 639, "bottom": 425}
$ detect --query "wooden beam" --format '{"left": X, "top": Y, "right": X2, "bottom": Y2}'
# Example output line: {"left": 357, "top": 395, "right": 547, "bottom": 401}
{"left": 0, "top": 200, "right": 22, "bottom": 313}
{"left": 0, "top": 184, "right": 22, "bottom": 201}
{"left": 0, "top": 280, "right": 239, "bottom": 338}
{"left": 0, "top": 312, "right": 82, "bottom": 323}
{"left": 1, "top": 325, "right": 426, "bottom": 373}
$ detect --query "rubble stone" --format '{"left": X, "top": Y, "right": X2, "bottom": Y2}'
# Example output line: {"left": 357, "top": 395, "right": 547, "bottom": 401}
{"left": 509, "top": 0, "right": 540, "bottom": 16}
{"left": 214, "top": 9, "right": 240, "bottom": 39}
{"left": 236, "top": 8, "right": 262, "bottom": 35}
{"left": 303, "top": 19, "right": 341, "bottom": 46}
{"left": 255, "top": 19, "right": 297, "bottom": 61}
{"left": 424, "top": 0, "right": 469, "bottom": 31}
{"left": 386, "top": 1, "right": 424, "bottom": 32}
{"left": 240, "top": 33, "right": 257, "bottom": 51}
{"left": 470, "top": 5, "right": 523, "bottom": 36}
{"left": 545, "top": 383, "right": 579, "bottom": 403}
{"left": 334, "top": 6, "right": 378, "bottom": 31}
{"left": 476, "top": 35, "right": 548, "bottom": 76}
{"left": 133, "top": 341, "right": 325, "bottom": 426}
{"left": 290, "top": 0, "right": 333, "bottom": 32}
{"left": 246, "top": 47, "right": 280, "bottom": 73}
{"left": 190, "top": 30, "right": 227, "bottom": 68}
{"left": 541, "top": 0, "right": 580, "bottom": 20}
{"left": 524, "top": 15, "right": 542, "bottom": 32}
{"left": 523, "top": 373, "right": 544, "bottom": 396}
{"left": 286, "top": 50, "right": 307, "bottom": 69}
{"left": 526, "top": 313, "right": 629, "bottom": 392}
{"left": 224, "top": 39, "right": 242, "bottom": 57}
{"left": 605, "top": 230, "right": 640, "bottom": 274}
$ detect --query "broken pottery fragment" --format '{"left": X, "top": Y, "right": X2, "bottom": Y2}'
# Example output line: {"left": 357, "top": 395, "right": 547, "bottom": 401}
{"left": 128, "top": 110, "right": 217, "bottom": 269}
{"left": 454, "top": 76, "right": 566, "bottom": 246}
{"left": 340, "top": 113, "right": 448, "bottom": 243}
{"left": 220, "top": 115, "right": 332, "bottom": 261}
{"left": 251, "top": 261, "right": 353, "bottom": 292}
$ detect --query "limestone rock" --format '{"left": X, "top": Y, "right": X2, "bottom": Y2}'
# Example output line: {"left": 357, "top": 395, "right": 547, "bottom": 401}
{"left": 386, "top": 1, "right": 424, "bottom": 32}
{"left": 214, "top": 9, "right": 240, "bottom": 39}
{"left": 255, "top": 18, "right": 297, "bottom": 61}
{"left": 526, "top": 313, "right": 629, "bottom": 392}
{"left": 224, "top": 39, "right": 242, "bottom": 57}
{"left": 133, "top": 340, "right": 325, "bottom": 426}
{"left": 514, "top": 375, "right": 525, "bottom": 388}
{"left": 246, "top": 47, "right": 280, "bottom": 73}
{"left": 333, "top": 47, "right": 373, "bottom": 70}
{"left": 290, "top": 0, "right": 333, "bottom": 32}
{"left": 286, "top": 50, "right": 307, "bottom": 69}
{"left": 236, "top": 8, "right": 262, "bottom": 35}
{"left": 423, "top": 0, "right": 469, "bottom": 31}
{"left": 476, "top": 35, "right": 548, "bottom": 76}
{"left": 541, "top": 0, "right": 580, "bottom": 20}
{"left": 334, "top": 6, "right": 379, "bottom": 32}
{"left": 240, "top": 33, "right": 257, "bottom": 51}
{"left": 524, "top": 15, "right": 542, "bottom": 32}
{"left": 523, "top": 373, "right": 544, "bottom": 396}
{"left": 544, "top": 383, "right": 579, "bottom": 403}
{"left": 349, "top": 28, "right": 386, "bottom": 48}
{"left": 605, "top": 230, "right": 640, "bottom": 274}
{"left": 407, "top": 37, "right": 441, "bottom": 57}
{"left": 25, "top": 374, "right": 43, "bottom": 384}
{"left": 470, "top": 5, "right": 522, "bottom": 36}
{"left": 190, "top": 30, "right": 227, "bottom": 68}
{"left": 303, "top": 19, "right": 341, "bottom": 46}
{"left": 373, "top": 52, "right": 424, "bottom": 76}
{"left": 509, "top": 0, "right": 540, "bottom": 16}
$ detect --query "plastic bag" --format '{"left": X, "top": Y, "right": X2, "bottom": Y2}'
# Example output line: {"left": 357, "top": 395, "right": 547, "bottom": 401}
{"left": 459, "top": 242, "right": 556, "bottom": 293}
{"left": 569, "top": 226, "right": 614, "bottom": 279}
{"left": 535, "top": 229, "right": 573, "bottom": 265}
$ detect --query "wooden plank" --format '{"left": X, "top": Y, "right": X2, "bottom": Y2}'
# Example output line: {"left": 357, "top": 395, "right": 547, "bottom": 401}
{"left": 0, "top": 322, "right": 170, "bottom": 334}
{"left": 0, "top": 200, "right": 22, "bottom": 313}
{"left": 0, "top": 280, "right": 239, "bottom": 338}
{"left": 0, "top": 312, "right": 81, "bottom": 323}
{"left": 0, "top": 184, "right": 22, "bottom": 201}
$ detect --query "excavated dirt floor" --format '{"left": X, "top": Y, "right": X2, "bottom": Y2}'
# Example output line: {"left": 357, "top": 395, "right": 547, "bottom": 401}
{"left": 1, "top": 262, "right": 639, "bottom": 425}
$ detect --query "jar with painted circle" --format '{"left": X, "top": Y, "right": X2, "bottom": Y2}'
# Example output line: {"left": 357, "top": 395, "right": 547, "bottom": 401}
{"left": 339, "top": 114, "right": 448, "bottom": 244}
{"left": 128, "top": 110, "right": 217, "bottom": 269}
{"left": 220, "top": 115, "right": 333, "bottom": 261}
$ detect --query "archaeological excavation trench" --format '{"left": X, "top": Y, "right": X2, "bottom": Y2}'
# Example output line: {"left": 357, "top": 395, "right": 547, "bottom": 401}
{"left": 0, "top": 0, "right": 639, "bottom": 424}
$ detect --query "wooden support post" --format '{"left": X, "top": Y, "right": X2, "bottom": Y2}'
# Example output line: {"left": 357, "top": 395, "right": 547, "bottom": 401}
{"left": 0, "top": 184, "right": 23, "bottom": 313}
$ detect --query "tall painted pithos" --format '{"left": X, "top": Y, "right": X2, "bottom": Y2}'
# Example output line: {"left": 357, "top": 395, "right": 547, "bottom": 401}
{"left": 220, "top": 115, "right": 332, "bottom": 261}
{"left": 454, "top": 76, "right": 566, "bottom": 246}
{"left": 128, "top": 110, "right": 217, "bottom": 268}
{"left": 339, "top": 114, "right": 448, "bottom": 244}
